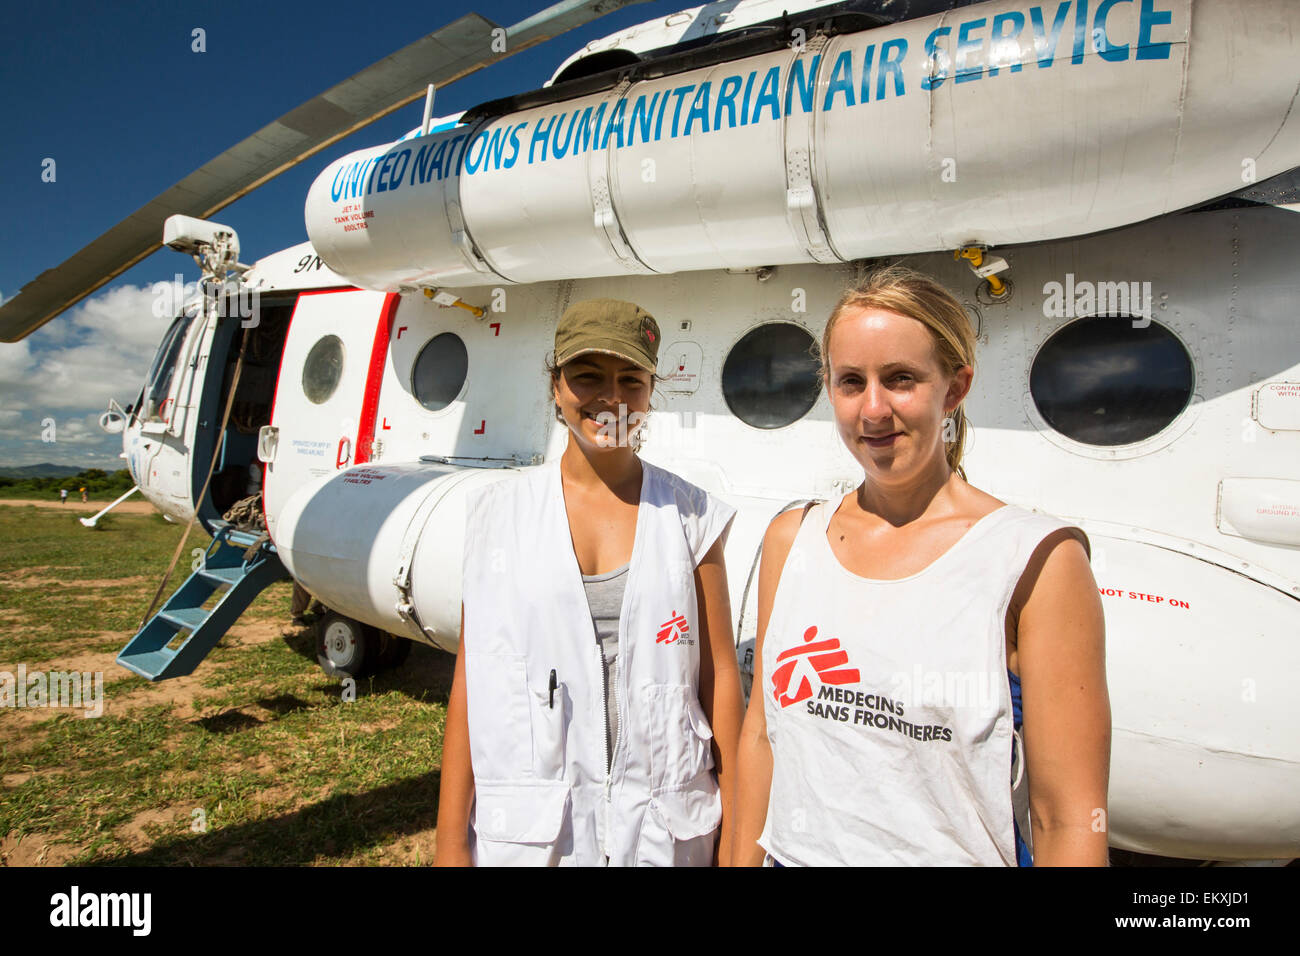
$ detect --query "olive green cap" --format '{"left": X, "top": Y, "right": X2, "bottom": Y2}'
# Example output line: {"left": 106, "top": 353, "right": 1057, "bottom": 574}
{"left": 555, "top": 298, "right": 660, "bottom": 373}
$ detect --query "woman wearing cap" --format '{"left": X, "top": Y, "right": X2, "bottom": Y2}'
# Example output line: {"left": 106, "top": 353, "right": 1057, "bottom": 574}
{"left": 733, "top": 266, "right": 1110, "bottom": 866}
{"left": 435, "top": 298, "right": 744, "bottom": 867}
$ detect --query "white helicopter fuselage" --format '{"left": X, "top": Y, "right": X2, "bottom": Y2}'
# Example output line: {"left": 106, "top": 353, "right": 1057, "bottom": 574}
{"left": 116, "top": 0, "right": 1300, "bottom": 861}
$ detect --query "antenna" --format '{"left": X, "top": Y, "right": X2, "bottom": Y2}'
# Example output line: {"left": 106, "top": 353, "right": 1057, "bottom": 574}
{"left": 421, "top": 84, "right": 437, "bottom": 136}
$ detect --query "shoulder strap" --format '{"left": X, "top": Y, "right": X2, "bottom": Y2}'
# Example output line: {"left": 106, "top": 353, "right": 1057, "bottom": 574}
{"left": 736, "top": 499, "right": 820, "bottom": 661}
{"left": 799, "top": 500, "right": 816, "bottom": 525}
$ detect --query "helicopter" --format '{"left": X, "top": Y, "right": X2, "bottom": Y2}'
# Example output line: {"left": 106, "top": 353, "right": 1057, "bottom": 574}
{"left": 1, "top": 0, "right": 1297, "bottom": 864}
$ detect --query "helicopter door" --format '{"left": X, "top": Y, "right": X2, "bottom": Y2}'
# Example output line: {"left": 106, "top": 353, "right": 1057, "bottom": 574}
{"left": 262, "top": 288, "right": 394, "bottom": 539}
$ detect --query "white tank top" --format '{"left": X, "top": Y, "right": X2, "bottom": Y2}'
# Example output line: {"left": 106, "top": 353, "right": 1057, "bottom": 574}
{"left": 758, "top": 498, "right": 1087, "bottom": 866}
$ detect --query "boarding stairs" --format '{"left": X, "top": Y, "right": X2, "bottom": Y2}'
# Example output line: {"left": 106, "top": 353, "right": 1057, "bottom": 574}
{"left": 116, "top": 520, "right": 290, "bottom": 681}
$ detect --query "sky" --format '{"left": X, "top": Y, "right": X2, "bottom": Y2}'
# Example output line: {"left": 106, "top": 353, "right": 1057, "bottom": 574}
{"left": 0, "top": 0, "right": 686, "bottom": 468}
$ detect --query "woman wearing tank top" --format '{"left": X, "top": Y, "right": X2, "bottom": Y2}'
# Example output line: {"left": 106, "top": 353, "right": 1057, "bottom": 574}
{"left": 435, "top": 299, "right": 743, "bottom": 867}
{"left": 733, "top": 266, "right": 1110, "bottom": 866}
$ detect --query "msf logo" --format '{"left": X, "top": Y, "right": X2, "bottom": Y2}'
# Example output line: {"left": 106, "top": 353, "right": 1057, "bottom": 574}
{"left": 771, "top": 625, "right": 860, "bottom": 708}
{"left": 656, "top": 611, "right": 689, "bottom": 644}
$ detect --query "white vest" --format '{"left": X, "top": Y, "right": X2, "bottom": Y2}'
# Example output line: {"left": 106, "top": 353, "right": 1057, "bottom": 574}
{"left": 461, "top": 457, "right": 736, "bottom": 866}
{"left": 758, "top": 499, "right": 1088, "bottom": 866}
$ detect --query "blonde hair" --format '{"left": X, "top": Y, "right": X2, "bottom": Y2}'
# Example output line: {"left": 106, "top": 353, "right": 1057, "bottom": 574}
{"left": 818, "top": 264, "right": 977, "bottom": 480}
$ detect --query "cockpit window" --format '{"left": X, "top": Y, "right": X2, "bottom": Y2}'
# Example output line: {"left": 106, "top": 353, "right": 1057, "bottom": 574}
{"left": 722, "top": 322, "right": 820, "bottom": 429}
{"left": 143, "top": 313, "right": 193, "bottom": 415}
{"left": 1030, "top": 317, "right": 1194, "bottom": 446}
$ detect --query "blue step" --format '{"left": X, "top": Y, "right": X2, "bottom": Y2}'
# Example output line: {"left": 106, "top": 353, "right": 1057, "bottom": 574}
{"left": 117, "top": 525, "right": 289, "bottom": 681}
{"left": 160, "top": 607, "right": 208, "bottom": 630}
{"left": 198, "top": 566, "right": 243, "bottom": 586}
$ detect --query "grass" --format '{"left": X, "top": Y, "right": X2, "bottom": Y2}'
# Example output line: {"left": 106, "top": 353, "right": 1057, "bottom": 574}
{"left": 0, "top": 505, "right": 452, "bottom": 866}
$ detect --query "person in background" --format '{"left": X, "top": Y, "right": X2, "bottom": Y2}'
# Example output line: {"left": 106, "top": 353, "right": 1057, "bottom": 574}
{"left": 59, "top": 488, "right": 68, "bottom": 504}
{"left": 734, "top": 265, "right": 1110, "bottom": 866}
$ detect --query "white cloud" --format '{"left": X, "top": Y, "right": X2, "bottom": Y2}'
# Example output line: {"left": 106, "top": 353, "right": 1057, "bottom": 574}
{"left": 0, "top": 339, "right": 34, "bottom": 394}
{"left": 14, "top": 282, "right": 195, "bottom": 411}
{"left": 0, "top": 441, "right": 124, "bottom": 468}
{"left": 50, "top": 414, "right": 106, "bottom": 445}
{"left": 0, "top": 279, "right": 195, "bottom": 467}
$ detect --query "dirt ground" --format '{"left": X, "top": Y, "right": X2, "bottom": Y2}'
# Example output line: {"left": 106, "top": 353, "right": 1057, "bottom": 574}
{"left": 0, "top": 507, "right": 447, "bottom": 866}
{"left": 0, "top": 606, "right": 448, "bottom": 866}
{"left": 0, "top": 497, "right": 159, "bottom": 515}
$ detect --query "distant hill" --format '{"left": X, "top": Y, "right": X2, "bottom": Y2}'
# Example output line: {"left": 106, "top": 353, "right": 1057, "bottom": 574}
{"left": 0, "top": 463, "right": 88, "bottom": 479}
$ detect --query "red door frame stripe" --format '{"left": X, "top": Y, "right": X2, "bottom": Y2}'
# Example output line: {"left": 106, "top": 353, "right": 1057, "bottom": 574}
{"left": 355, "top": 292, "right": 400, "bottom": 465}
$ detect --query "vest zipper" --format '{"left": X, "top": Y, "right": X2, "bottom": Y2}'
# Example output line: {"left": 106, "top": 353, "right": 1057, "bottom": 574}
{"left": 609, "top": 656, "right": 623, "bottom": 784}
{"left": 599, "top": 643, "right": 611, "bottom": 776}
{"left": 598, "top": 639, "right": 626, "bottom": 865}
{"left": 596, "top": 640, "right": 612, "bottom": 863}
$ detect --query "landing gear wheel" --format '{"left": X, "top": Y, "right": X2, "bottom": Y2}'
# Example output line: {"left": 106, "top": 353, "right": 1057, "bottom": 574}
{"left": 316, "top": 612, "right": 379, "bottom": 678}
{"left": 376, "top": 633, "right": 412, "bottom": 671}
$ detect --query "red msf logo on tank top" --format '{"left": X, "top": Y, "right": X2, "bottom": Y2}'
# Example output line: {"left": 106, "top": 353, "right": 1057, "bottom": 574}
{"left": 771, "top": 625, "right": 860, "bottom": 708}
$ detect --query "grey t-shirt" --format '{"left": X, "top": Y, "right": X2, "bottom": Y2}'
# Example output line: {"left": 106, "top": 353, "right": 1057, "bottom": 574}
{"left": 581, "top": 562, "right": 628, "bottom": 772}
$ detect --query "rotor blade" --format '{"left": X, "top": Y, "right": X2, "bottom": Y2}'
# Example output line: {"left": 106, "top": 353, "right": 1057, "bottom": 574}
{"left": 0, "top": 0, "right": 650, "bottom": 343}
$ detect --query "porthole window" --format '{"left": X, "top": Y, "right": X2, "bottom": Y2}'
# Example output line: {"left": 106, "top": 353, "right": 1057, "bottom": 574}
{"left": 1030, "top": 317, "right": 1194, "bottom": 446}
{"left": 412, "top": 332, "right": 468, "bottom": 412}
{"left": 302, "top": 335, "right": 344, "bottom": 405}
{"left": 722, "top": 323, "right": 820, "bottom": 429}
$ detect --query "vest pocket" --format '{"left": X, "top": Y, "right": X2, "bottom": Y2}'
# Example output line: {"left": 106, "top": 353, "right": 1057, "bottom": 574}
{"left": 528, "top": 684, "right": 567, "bottom": 779}
{"left": 472, "top": 779, "right": 573, "bottom": 867}
{"left": 643, "top": 683, "right": 715, "bottom": 787}
{"left": 634, "top": 770, "right": 722, "bottom": 867}
{"left": 464, "top": 652, "right": 532, "bottom": 778}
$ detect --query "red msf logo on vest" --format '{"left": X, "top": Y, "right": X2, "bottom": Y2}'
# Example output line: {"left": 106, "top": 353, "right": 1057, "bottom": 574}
{"left": 771, "top": 625, "right": 860, "bottom": 707}
{"left": 656, "top": 610, "right": 689, "bottom": 644}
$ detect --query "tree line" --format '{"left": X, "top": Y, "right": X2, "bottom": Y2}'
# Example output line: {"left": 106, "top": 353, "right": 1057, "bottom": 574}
{"left": 0, "top": 468, "right": 135, "bottom": 500}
